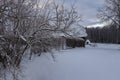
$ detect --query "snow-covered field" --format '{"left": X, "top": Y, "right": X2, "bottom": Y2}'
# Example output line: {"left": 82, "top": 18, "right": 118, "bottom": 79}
{"left": 24, "top": 43, "right": 120, "bottom": 80}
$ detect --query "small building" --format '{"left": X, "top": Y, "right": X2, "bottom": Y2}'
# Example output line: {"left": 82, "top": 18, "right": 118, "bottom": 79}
{"left": 52, "top": 26, "right": 87, "bottom": 49}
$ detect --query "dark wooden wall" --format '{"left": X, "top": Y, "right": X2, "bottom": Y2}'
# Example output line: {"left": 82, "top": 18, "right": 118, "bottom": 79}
{"left": 66, "top": 38, "right": 85, "bottom": 48}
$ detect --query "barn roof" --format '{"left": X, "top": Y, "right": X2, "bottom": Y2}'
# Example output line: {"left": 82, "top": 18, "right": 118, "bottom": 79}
{"left": 53, "top": 25, "right": 87, "bottom": 39}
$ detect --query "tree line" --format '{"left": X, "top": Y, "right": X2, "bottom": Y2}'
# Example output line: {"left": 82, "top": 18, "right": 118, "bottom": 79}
{"left": 86, "top": 25, "right": 120, "bottom": 44}
{"left": 87, "top": 0, "right": 120, "bottom": 44}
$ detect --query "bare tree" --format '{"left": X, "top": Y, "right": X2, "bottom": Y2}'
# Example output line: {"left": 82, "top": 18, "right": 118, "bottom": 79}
{"left": 98, "top": 0, "right": 120, "bottom": 28}
{"left": 0, "top": 0, "right": 82, "bottom": 80}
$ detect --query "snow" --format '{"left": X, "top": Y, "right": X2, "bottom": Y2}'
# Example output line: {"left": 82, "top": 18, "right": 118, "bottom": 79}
{"left": 24, "top": 43, "right": 120, "bottom": 80}
{"left": 19, "top": 35, "right": 27, "bottom": 42}
{"left": 52, "top": 25, "right": 87, "bottom": 38}
{"left": 67, "top": 25, "right": 87, "bottom": 38}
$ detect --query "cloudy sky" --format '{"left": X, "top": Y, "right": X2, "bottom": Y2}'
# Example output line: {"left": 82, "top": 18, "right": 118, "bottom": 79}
{"left": 63, "top": 0, "right": 105, "bottom": 27}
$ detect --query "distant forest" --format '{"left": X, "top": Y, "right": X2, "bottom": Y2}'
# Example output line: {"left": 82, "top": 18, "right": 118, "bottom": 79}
{"left": 86, "top": 25, "right": 120, "bottom": 44}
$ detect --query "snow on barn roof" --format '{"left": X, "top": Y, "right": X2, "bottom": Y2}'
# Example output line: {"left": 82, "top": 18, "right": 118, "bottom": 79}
{"left": 68, "top": 25, "right": 87, "bottom": 38}
{"left": 53, "top": 25, "right": 87, "bottom": 39}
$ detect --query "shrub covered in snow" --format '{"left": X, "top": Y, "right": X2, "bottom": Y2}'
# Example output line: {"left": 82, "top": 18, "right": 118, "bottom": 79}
{"left": 0, "top": 0, "right": 84, "bottom": 80}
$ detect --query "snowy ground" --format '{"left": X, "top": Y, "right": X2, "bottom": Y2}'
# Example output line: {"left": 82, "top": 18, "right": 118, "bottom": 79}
{"left": 24, "top": 43, "right": 120, "bottom": 80}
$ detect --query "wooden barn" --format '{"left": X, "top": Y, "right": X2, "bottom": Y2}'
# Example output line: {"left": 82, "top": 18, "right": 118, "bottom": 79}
{"left": 52, "top": 26, "right": 87, "bottom": 49}
{"left": 66, "top": 37, "right": 86, "bottom": 48}
{"left": 52, "top": 36, "right": 86, "bottom": 50}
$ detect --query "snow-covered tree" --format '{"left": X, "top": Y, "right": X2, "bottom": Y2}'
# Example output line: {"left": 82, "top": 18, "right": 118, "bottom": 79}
{"left": 0, "top": 0, "right": 83, "bottom": 80}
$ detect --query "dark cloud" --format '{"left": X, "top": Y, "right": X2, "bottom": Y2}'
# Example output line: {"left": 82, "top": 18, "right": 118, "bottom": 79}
{"left": 64, "top": 0, "right": 105, "bottom": 26}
